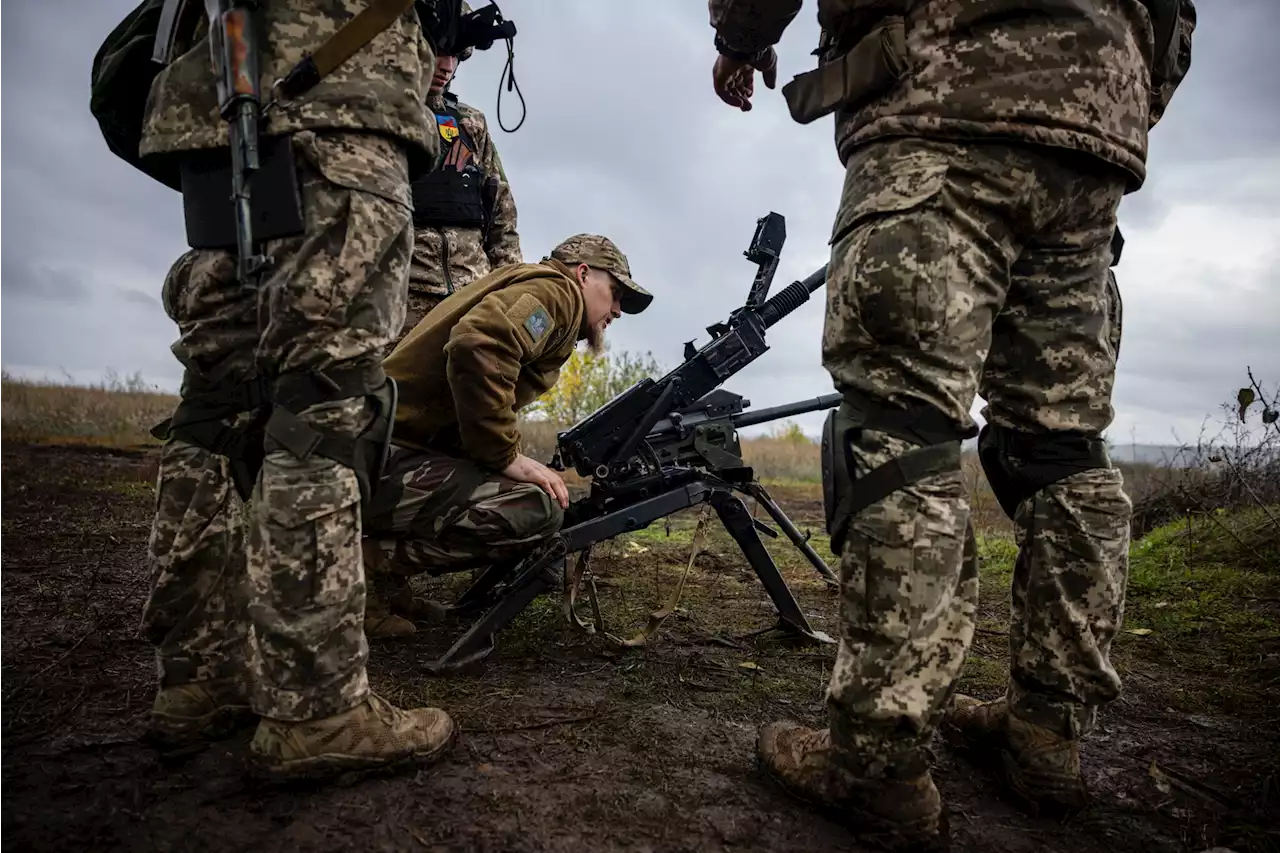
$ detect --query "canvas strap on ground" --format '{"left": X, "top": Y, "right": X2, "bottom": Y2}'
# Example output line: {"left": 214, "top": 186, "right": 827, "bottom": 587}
{"left": 562, "top": 506, "right": 711, "bottom": 648}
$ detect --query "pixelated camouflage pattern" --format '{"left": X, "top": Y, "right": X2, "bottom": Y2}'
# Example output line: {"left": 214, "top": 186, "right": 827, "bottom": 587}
{"left": 548, "top": 234, "right": 652, "bottom": 314}
{"left": 1004, "top": 468, "right": 1132, "bottom": 737}
{"left": 143, "top": 132, "right": 413, "bottom": 721}
{"left": 399, "top": 290, "right": 446, "bottom": 341}
{"left": 142, "top": 412, "right": 252, "bottom": 688}
{"left": 825, "top": 427, "right": 978, "bottom": 775}
{"left": 824, "top": 138, "right": 1126, "bottom": 435}
{"left": 363, "top": 445, "right": 563, "bottom": 575}
{"left": 383, "top": 260, "right": 585, "bottom": 469}
{"left": 139, "top": 0, "right": 438, "bottom": 172}
{"left": 405, "top": 93, "right": 523, "bottom": 311}
{"left": 708, "top": 0, "right": 1197, "bottom": 187}
{"left": 820, "top": 136, "right": 1132, "bottom": 766}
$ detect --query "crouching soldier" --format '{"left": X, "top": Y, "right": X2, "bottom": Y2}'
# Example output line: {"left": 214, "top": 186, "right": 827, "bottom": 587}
{"left": 362, "top": 235, "right": 653, "bottom": 636}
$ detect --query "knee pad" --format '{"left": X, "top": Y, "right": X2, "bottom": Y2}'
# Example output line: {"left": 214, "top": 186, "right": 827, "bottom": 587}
{"left": 821, "top": 393, "right": 976, "bottom": 556}
{"left": 150, "top": 374, "right": 272, "bottom": 501}
{"left": 264, "top": 365, "right": 399, "bottom": 504}
{"left": 977, "top": 424, "right": 1112, "bottom": 521}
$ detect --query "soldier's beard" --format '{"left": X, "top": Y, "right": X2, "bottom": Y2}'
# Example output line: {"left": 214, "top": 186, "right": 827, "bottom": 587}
{"left": 584, "top": 323, "right": 607, "bottom": 356}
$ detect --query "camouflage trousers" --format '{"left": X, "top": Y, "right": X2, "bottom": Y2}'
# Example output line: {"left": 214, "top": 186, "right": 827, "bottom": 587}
{"left": 821, "top": 137, "right": 1132, "bottom": 774}
{"left": 362, "top": 444, "right": 563, "bottom": 577}
{"left": 140, "top": 131, "right": 413, "bottom": 722}
{"left": 395, "top": 290, "right": 446, "bottom": 345}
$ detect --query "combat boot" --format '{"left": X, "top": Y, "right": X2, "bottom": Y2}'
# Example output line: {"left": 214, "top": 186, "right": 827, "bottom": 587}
{"left": 757, "top": 722, "right": 948, "bottom": 852}
{"left": 940, "top": 694, "right": 1088, "bottom": 815}
{"left": 364, "top": 583, "right": 417, "bottom": 640}
{"left": 248, "top": 692, "right": 456, "bottom": 782}
{"left": 144, "top": 676, "right": 257, "bottom": 754}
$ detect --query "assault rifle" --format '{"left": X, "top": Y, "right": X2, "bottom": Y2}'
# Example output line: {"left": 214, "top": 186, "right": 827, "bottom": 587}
{"left": 424, "top": 213, "right": 840, "bottom": 673}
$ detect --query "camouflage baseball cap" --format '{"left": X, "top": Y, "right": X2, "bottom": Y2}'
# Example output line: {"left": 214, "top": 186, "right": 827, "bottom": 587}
{"left": 549, "top": 234, "right": 653, "bottom": 314}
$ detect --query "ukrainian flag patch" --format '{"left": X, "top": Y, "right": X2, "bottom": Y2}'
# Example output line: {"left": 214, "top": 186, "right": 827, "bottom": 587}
{"left": 436, "top": 114, "right": 460, "bottom": 142}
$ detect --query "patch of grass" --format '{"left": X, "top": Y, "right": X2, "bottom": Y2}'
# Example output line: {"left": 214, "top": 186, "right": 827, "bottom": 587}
{"left": 1122, "top": 509, "right": 1280, "bottom": 665}
{"left": 2, "top": 373, "right": 175, "bottom": 447}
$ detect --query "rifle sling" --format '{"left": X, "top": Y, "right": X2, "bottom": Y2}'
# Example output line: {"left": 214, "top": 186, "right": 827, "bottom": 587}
{"left": 275, "top": 0, "right": 418, "bottom": 99}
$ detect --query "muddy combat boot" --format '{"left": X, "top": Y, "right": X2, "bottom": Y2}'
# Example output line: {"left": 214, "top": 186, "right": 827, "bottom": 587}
{"left": 364, "top": 583, "right": 417, "bottom": 640}
{"left": 940, "top": 694, "right": 1088, "bottom": 815}
{"left": 757, "top": 722, "right": 948, "bottom": 852}
{"left": 144, "top": 677, "right": 257, "bottom": 754}
{"left": 248, "top": 692, "right": 456, "bottom": 782}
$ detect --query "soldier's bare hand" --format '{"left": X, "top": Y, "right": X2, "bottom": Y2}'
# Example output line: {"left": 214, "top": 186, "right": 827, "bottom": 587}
{"left": 712, "top": 47, "right": 777, "bottom": 111}
{"left": 503, "top": 453, "right": 570, "bottom": 509}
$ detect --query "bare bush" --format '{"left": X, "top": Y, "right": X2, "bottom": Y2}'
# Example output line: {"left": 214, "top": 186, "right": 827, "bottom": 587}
{"left": 1129, "top": 369, "right": 1280, "bottom": 560}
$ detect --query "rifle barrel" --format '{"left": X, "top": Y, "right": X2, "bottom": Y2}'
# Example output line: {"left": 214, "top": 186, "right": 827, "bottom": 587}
{"left": 732, "top": 392, "right": 842, "bottom": 430}
{"left": 757, "top": 264, "right": 827, "bottom": 329}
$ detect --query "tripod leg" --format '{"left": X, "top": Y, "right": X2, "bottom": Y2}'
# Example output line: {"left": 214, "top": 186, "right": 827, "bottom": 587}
{"left": 451, "top": 555, "right": 523, "bottom": 613}
{"left": 424, "top": 558, "right": 562, "bottom": 675}
{"left": 709, "top": 490, "right": 833, "bottom": 645}
{"left": 744, "top": 483, "right": 839, "bottom": 586}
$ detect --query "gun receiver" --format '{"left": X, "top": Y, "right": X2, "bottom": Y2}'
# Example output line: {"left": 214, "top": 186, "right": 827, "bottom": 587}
{"left": 418, "top": 212, "right": 844, "bottom": 674}
{"left": 556, "top": 260, "right": 828, "bottom": 481}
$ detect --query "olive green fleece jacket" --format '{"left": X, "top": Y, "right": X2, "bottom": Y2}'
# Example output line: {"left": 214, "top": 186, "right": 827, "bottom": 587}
{"left": 383, "top": 258, "right": 585, "bottom": 470}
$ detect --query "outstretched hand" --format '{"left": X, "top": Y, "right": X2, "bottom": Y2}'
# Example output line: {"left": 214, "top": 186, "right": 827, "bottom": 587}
{"left": 712, "top": 47, "right": 778, "bottom": 111}
{"left": 502, "top": 453, "right": 570, "bottom": 509}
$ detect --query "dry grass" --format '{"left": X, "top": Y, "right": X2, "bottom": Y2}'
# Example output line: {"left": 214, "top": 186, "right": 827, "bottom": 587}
{"left": 1, "top": 372, "right": 176, "bottom": 447}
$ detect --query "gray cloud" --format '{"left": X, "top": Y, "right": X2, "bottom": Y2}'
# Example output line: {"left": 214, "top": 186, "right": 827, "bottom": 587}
{"left": 2, "top": 0, "right": 1277, "bottom": 446}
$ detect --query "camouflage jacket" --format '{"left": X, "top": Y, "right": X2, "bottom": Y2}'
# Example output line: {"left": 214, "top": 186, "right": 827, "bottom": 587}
{"left": 408, "top": 91, "right": 523, "bottom": 298}
{"left": 383, "top": 259, "right": 584, "bottom": 470}
{"left": 708, "top": 0, "right": 1196, "bottom": 188}
{"left": 138, "top": 1, "right": 438, "bottom": 187}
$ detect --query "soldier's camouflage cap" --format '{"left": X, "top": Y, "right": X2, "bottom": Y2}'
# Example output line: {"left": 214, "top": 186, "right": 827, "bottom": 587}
{"left": 549, "top": 234, "right": 653, "bottom": 315}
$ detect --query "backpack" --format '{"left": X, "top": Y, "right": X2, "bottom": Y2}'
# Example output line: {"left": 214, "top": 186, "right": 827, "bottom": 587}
{"left": 89, "top": 0, "right": 188, "bottom": 191}
{"left": 89, "top": 0, "right": 462, "bottom": 192}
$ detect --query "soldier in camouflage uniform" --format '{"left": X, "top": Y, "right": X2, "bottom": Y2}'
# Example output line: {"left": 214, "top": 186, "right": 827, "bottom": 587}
{"left": 399, "top": 1, "right": 523, "bottom": 343}
{"left": 360, "top": 235, "right": 652, "bottom": 636}
{"left": 705, "top": 0, "right": 1195, "bottom": 846}
{"left": 136, "top": 1, "right": 458, "bottom": 780}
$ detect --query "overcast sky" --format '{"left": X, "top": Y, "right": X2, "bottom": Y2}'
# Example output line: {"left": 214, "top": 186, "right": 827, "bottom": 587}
{"left": 3, "top": 1, "right": 1278, "bottom": 445}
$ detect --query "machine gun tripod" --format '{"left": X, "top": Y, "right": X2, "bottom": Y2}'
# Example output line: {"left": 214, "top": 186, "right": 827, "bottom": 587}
{"left": 413, "top": 210, "right": 843, "bottom": 674}
{"left": 422, "top": 389, "right": 844, "bottom": 674}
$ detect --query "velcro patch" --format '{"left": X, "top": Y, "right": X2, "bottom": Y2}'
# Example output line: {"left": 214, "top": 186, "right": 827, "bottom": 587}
{"left": 524, "top": 306, "right": 552, "bottom": 342}
{"left": 436, "top": 114, "right": 460, "bottom": 142}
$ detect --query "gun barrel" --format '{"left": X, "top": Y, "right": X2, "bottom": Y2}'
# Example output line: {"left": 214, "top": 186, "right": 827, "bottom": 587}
{"left": 757, "top": 264, "right": 827, "bottom": 328}
{"left": 732, "top": 392, "right": 842, "bottom": 430}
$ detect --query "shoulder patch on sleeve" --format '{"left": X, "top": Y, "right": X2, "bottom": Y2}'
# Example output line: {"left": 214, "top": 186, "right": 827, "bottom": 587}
{"left": 524, "top": 306, "right": 551, "bottom": 342}
{"left": 505, "top": 292, "right": 556, "bottom": 354}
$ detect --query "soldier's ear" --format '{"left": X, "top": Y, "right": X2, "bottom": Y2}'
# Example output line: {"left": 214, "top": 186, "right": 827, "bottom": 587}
{"left": 574, "top": 263, "right": 591, "bottom": 286}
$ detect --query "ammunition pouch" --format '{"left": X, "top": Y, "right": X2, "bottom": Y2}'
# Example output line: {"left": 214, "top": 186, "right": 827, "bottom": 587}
{"left": 263, "top": 365, "right": 399, "bottom": 504}
{"left": 977, "top": 424, "right": 1112, "bottom": 521}
{"left": 150, "top": 375, "right": 272, "bottom": 501}
{"left": 781, "top": 16, "right": 910, "bottom": 125}
{"left": 410, "top": 168, "right": 488, "bottom": 228}
{"left": 821, "top": 393, "right": 975, "bottom": 556}
{"left": 179, "top": 135, "right": 306, "bottom": 250}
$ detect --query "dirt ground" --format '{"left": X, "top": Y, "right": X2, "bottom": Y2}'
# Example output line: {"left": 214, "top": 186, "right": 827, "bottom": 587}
{"left": 3, "top": 441, "right": 1278, "bottom": 853}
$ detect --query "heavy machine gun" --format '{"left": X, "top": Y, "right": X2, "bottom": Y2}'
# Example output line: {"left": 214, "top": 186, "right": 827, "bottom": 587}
{"left": 423, "top": 213, "right": 840, "bottom": 673}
